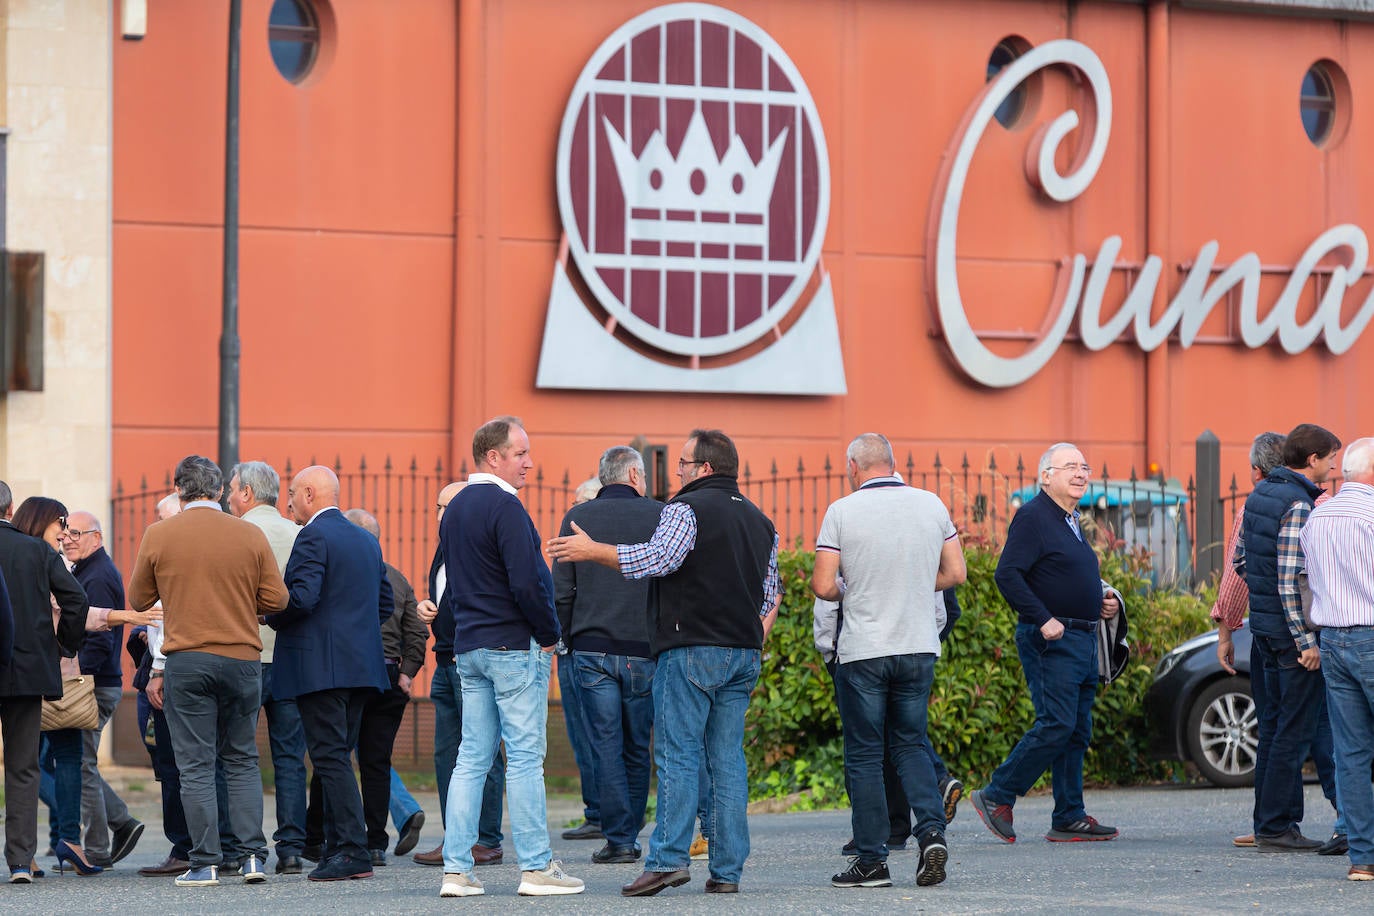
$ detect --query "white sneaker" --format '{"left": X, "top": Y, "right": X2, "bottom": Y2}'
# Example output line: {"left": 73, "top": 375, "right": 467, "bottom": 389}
{"left": 440, "top": 872, "right": 485, "bottom": 897}
{"left": 518, "top": 860, "right": 585, "bottom": 896}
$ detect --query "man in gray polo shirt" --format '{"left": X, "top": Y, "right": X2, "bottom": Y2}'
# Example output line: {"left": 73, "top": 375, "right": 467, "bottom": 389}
{"left": 812, "top": 433, "right": 966, "bottom": 891}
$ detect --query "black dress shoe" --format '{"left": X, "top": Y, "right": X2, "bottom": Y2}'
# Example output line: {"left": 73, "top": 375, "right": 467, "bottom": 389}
{"left": 705, "top": 878, "right": 738, "bottom": 893}
{"left": 1318, "top": 833, "right": 1350, "bottom": 856}
{"left": 592, "top": 843, "right": 641, "bottom": 864}
{"left": 275, "top": 855, "right": 303, "bottom": 875}
{"left": 394, "top": 810, "right": 425, "bottom": 856}
{"left": 621, "top": 869, "right": 691, "bottom": 897}
{"left": 301, "top": 844, "right": 323, "bottom": 863}
{"left": 1256, "top": 828, "right": 1322, "bottom": 852}
{"left": 111, "top": 820, "right": 145, "bottom": 864}
{"left": 308, "top": 855, "right": 374, "bottom": 882}
{"left": 562, "top": 820, "right": 604, "bottom": 840}
{"left": 369, "top": 849, "right": 387, "bottom": 867}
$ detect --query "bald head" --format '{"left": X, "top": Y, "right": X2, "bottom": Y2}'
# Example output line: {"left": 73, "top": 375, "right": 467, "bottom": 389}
{"left": 435, "top": 480, "right": 466, "bottom": 531}
{"left": 288, "top": 465, "right": 340, "bottom": 525}
{"left": 156, "top": 492, "right": 181, "bottom": 520}
{"left": 344, "top": 507, "right": 381, "bottom": 540}
{"left": 61, "top": 510, "right": 103, "bottom": 562}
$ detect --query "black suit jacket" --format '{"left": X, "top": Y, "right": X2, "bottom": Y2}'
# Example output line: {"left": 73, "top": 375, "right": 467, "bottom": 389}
{"left": 0, "top": 521, "right": 89, "bottom": 697}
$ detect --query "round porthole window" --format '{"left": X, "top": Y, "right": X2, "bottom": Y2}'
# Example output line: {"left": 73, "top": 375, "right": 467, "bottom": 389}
{"left": 268, "top": 0, "right": 321, "bottom": 84}
{"left": 986, "top": 37, "right": 1037, "bottom": 129}
{"left": 1300, "top": 61, "right": 1350, "bottom": 149}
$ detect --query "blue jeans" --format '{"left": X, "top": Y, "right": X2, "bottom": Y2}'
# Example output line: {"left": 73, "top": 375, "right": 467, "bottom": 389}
{"left": 1252, "top": 632, "right": 1325, "bottom": 837}
{"left": 443, "top": 643, "right": 552, "bottom": 873}
{"left": 390, "top": 768, "right": 422, "bottom": 829}
{"left": 41, "top": 729, "right": 83, "bottom": 845}
{"left": 1323, "top": 626, "right": 1374, "bottom": 864}
{"left": 558, "top": 654, "right": 600, "bottom": 824}
{"left": 431, "top": 662, "right": 504, "bottom": 847}
{"left": 645, "top": 646, "right": 759, "bottom": 884}
{"left": 137, "top": 691, "right": 191, "bottom": 860}
{"left": 985, "top": 624, "right": 1098, "bottom": 827}
{"left": 261, "top": 663, "right": 308, "bottom": 857}
{"left": 573, "top": 652, "right": 655, "bottom": 847}
{"left": 836, "top": 654, "right": 943, "bottom": 863}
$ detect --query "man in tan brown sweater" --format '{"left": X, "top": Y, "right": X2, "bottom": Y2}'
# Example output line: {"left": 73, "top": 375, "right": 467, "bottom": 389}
{"left": 128, "top": 455, "right": 289, "bottom": 888}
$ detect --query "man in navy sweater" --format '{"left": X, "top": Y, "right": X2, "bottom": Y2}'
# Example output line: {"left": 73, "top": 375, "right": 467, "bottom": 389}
{"left": 436, "top": 417, "right": 583, "bottom": 899}
{"left": 971, "top": 442, "right": 1120, "bottom": 844}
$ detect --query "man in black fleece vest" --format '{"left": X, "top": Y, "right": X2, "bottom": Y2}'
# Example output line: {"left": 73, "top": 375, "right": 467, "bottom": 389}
{"left": 554, "top": 446, "right": 665, "bottom": 865}
{"left": 548, "top": 429, "right": 779, "bottom": 898}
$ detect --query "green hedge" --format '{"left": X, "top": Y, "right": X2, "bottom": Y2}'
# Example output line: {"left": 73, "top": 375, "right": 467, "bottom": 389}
{"left": 745, "top": 542, "right": 1215, "bottom": 806}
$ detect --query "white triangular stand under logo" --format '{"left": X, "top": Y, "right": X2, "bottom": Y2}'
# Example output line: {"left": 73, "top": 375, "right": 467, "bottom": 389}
{"left": 536, "top": 247, "right": 846, "bottom": 395}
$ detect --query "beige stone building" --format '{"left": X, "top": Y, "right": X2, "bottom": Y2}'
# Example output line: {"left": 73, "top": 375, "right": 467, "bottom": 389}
{"left": 0, "top": 0, "right": 112, "bottom": 519}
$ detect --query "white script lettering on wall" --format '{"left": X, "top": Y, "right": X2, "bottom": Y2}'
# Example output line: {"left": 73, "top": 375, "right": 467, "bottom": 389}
{"left": 927, "top": 39, "right": 1374, "bottom": 388}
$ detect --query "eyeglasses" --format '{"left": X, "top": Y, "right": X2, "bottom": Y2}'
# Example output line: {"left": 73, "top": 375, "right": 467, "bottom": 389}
{"left": 64, "top": 527, "right": 98, "bottom": 539}
{"left": 1048, "top": 464, "right": 1093, "bottom": 477}
{"left": 678, "top": 459, "right": 704, "bottom": 470}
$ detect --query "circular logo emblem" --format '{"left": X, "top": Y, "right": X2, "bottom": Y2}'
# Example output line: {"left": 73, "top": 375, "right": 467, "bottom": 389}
{"left": 556, "top": 3, "right": 830, "bottom": 359}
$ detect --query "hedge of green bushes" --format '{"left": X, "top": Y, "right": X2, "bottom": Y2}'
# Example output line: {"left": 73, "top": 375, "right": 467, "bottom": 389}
{"left": 745, "top": 542, "right": 1216, "bottom": 806}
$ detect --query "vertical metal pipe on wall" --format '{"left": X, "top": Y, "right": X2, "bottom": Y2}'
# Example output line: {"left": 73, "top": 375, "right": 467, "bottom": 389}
{"left": 1144, "top": 0, "right": 1170, "bottom": 473}
{"left": 219, "top": 0, "right": 242, "bottom": 479}
{"left": 450, "top": 0, "right": 484, "bottom": 475}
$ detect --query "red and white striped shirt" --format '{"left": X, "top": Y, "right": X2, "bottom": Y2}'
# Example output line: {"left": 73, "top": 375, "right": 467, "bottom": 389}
{"left": 1300, "top": 481, "right": 1374, "bottom": 628}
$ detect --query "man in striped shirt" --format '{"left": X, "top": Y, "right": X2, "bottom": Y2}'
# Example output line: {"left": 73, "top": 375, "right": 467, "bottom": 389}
{"left": 1301, "top": 437, "right": 1374, "bottom": 881}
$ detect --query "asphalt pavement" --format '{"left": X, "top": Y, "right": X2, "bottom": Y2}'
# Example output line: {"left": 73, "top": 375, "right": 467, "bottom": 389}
{"left": 6, "top": 776, "right": 1369, "bottom": 914}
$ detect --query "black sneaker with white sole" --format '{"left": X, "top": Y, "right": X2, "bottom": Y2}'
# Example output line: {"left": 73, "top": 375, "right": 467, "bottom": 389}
{"left": 831, "top": 859, "right": 892, "bottom": 888}
{"left": 916, "top": 831, "right": 948, "bottom": 887}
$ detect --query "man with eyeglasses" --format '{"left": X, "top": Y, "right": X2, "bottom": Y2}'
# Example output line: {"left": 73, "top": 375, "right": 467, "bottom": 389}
{"left": 62, "top": 511, "right": 145, "bottom": 868}
{"left": 412, "top": 481, "right": 506, "bottom": 869}
{"left": 971, "top": 442, "right": 1121, "bottom": 845}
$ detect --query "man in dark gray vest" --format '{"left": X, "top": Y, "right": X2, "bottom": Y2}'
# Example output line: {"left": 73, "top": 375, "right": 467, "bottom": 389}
{"left": 548, "top": 429, "right": 779, "bottom": 897}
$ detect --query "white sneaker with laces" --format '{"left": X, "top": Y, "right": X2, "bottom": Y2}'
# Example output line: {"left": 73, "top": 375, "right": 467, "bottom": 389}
{"left": 518, "top": 860, "right": 585, "bottom": 896}
{"left": 440, "top": 872, "right": 485, "bottom": 897}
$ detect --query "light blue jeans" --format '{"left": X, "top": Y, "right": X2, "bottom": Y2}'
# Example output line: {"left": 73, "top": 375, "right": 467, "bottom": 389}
{"left": 1321, "top": 626, "right": 1374, "bottom": 865}
{"left": 442, "top": 641, "right": 552, "bottom": 873}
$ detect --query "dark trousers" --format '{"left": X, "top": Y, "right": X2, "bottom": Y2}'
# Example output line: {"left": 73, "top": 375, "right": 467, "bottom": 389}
{"left": 298, "top": 687, "right": 369, "bottom": 862}
{"left": 836, "top": 654, "right": 944, "bottom": 864}
{"left": 163, "top": 652, "right": 267, "bottom": 868}
{"left": 558, "top": 654, "right": 600, "bottom": 824}
{"left": 1, "top": 695, "right": 43, "bottom": 869}
{"left": 1253, "top": 632, "right": 1326, "bottom": 837}
{"left": 305, "top": 671, "right": 408, "bottom": 853}
{"left": 137, "top": 690, "right": 191, "bottom": 860}
{"left": 573, "top": 652, "right": 655, "bottom": 848}
{"left": 261, "top": 663, "right": 309, "bottom": 858}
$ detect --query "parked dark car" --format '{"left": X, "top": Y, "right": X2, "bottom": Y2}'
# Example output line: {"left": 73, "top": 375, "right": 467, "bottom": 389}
{"left": 1144, "top": 623, "right": 1256, "bottom": 787}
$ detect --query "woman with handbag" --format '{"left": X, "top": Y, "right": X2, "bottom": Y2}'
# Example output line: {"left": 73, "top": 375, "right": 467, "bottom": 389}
{"left": 12, "top": 498, "right": 158, "bottom": 877}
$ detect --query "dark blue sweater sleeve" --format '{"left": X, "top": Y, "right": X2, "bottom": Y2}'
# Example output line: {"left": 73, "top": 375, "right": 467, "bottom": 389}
{"left": 994, "top": 507, "right": 1054, "bottom": 627}
{"left": 494, "top": 499, "right": 560, "bottom": 647}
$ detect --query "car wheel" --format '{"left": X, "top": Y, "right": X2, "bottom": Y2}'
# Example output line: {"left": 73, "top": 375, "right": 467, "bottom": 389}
{"left": 1185, "top": 676, "right": 1257, "bottom": 788}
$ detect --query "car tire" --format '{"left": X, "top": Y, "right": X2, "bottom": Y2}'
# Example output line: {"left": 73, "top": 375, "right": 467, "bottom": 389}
{"left": 1185, "top": 676, "right": 1257, "bottom": 788}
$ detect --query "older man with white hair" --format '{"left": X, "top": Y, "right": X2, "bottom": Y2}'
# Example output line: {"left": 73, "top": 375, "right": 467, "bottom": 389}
{"left": 1301, "top": 437, "right": 1374, "bottom": 881}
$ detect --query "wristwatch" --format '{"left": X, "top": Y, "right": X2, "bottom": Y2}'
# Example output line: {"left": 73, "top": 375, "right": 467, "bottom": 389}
{"left": 149, "top": 670, "right": 164, "bottom": 679}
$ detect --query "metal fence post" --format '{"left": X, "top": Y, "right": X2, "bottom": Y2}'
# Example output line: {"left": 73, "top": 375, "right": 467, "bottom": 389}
{"left": 1194, "top": 430, "right": 1222, "bottom": 588}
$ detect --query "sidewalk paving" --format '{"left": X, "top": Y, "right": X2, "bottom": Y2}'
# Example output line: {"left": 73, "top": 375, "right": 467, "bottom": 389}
{"left": 7, "top": 771, "right": 1369, "bottom": 913}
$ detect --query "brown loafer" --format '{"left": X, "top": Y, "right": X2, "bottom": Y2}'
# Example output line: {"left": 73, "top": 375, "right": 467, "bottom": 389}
{"left": 138, "top": 855, "right": 190, "bottom": 877}
{"left": 704, "top": 878, "right": 738, "bottom": 893}
{"left": 1350, "top": 864, "right": 1374, "bottom": 881}
{"left": 1233, "top": 834, "right": 1255, "bottom": 848}
{"left": 413, "top": 846, "right": 444, "bottom": 866}
{"left": 471, "top": 844, "right": 503, "bottom": 866}
{"left": 621, "top": 869, "right": 691, "bottom": 897}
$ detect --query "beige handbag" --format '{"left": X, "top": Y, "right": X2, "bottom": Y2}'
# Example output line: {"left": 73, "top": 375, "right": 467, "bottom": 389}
{"left": 41, "top": 674, "right": 99, "bottom": 731}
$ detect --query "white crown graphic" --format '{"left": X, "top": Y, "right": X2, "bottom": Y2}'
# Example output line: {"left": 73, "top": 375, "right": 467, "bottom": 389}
{"left": 603, "top": 109, "right": 788, "bottom": 247}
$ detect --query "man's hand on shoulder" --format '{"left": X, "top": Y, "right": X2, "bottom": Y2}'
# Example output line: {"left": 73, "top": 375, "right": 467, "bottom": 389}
{"left": 1040, "top": 618, "right": 1065, "bottom": 641}
{"left": 546, "top": 522, "right": 620, "bottom": 569}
